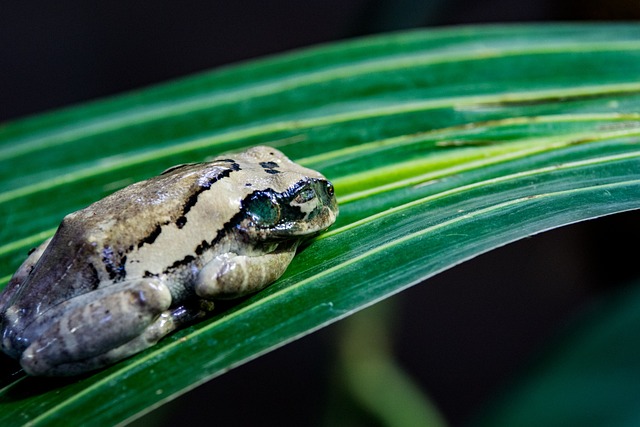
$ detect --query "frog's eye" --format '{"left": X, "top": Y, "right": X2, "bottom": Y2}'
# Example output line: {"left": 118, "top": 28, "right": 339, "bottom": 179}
{"left": 326, "top": 182, "right": 335, "bottom": 198}
{"left": 293, "top": 187, "right": 316, "bottom": 204}
{"left": 248, "top": 195, "right": 281, "bottom": 226}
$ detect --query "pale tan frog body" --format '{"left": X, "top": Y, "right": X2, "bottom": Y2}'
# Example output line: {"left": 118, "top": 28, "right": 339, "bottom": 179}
{"left": 0, "top": 146, "right": 337, "bottom": 376}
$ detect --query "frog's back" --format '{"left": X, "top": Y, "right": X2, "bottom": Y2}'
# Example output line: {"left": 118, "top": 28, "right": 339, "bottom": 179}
{"left": 74, "top": 162, "right": 236, "bottom": 247}
{"left": 2, "top": 162, "right": 238, "bottom": 321}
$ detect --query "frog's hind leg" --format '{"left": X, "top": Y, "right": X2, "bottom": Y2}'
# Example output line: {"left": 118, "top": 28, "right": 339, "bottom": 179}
{"left": 0, "top": 237, "right": 52, "bottom": 310}
{"left": 27, "top": 300, "right": 215, "bottom": 376}
{"left": 19, "top": 278, "right": 173, "bottom": 376}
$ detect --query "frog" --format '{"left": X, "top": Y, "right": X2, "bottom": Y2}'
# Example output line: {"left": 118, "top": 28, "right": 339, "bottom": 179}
{"left": 0, "top": 146, "right": 338, "bottom": 376}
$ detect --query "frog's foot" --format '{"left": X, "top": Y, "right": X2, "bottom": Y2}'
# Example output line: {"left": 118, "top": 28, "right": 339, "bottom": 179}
{"left": 19, "top": 278, "right": 173, "bottom": 376}
{"left": 194, "top": 248, "right": 297, "bottom": 299}
{"left": 29, "top": 300, "right": 215, "bottom": 376}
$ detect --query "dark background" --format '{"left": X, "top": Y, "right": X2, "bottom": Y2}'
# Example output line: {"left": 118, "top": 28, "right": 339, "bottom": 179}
{"left": 1, "top": 2, "right": 639, "bottom": 426}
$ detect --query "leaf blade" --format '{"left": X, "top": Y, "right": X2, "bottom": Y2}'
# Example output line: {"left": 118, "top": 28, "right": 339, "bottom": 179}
{"left": 0, "top": 24, "right": 639, "bottom": 425}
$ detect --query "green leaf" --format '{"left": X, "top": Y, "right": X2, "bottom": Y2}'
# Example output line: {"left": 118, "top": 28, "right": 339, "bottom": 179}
{"left": 1, "top": 24, "right": 639, "bottom": 425}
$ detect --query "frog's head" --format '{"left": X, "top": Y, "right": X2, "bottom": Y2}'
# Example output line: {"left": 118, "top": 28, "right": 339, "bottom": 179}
{"left": 242, "top": 177, "right": 338, "bottom": 240}
{"left": 230, "top": 146, "right": 338, "bottom": 242}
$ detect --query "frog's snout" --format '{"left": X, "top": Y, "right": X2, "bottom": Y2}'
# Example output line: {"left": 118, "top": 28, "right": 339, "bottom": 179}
{"left": 315, "top": 179, "right": 338, "bottom": 225}
{"left": 323, "top": 181, "right": 338, "bottom": 218}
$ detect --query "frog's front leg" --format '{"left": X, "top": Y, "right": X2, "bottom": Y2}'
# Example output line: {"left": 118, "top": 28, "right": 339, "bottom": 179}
{"left": 194, "top": 246, "right": 298, "bottom": 299}
{"left": 20, "top": 277, "right": 172, "bottom": 376}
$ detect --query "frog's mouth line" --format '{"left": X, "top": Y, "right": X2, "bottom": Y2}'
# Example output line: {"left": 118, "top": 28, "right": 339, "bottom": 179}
{"left": 269, "top": 205, "right": 338, "bottom": 238}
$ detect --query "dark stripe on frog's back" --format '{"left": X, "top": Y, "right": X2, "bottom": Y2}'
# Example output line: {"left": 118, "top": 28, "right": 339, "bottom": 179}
{"left": 174, "top": 161, "right": 241, "bottom": 229}
{"left": 156, "top": 189, "right": 258, "bottom": 277}
{"left": 157, "top": 180, "right": 312, "bottom": 278}
{"left": 83, "top": 161, "right": 239, "bottom": 247}
{"left": 71, "top": 161, "right": 241, "bottom": 283}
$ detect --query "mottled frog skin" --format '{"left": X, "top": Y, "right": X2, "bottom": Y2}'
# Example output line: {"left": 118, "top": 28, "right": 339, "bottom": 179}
{"left": 0, "top": 146, "right": 337, "bottom": 376}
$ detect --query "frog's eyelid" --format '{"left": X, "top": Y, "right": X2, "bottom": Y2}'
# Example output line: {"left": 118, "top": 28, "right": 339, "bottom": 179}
{"left": 294, "top": 188, "right": 317, "bottom": 204}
